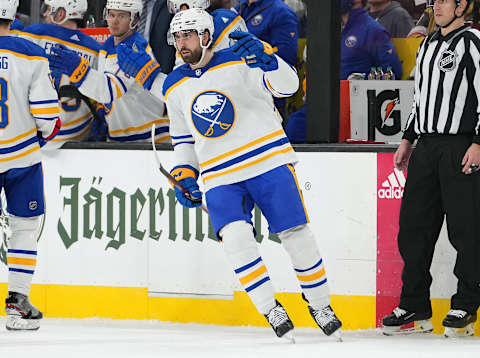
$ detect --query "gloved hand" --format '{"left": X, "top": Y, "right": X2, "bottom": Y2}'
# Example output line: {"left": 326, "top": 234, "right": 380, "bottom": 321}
{"left": 48, "top": 45, "right": 90, "bottom": 86}
{"left": 90, "top": 103, "right": 109, "bottom": 141}
{"left": 37, "top": 117, "right": 61, "bottom": 147}
{"left": 229, "top": 31, "right": 278, "bottom": 72}
{"left": 117, "top": 43, "right": 161, "bottom": 90}
{"left": 170, "top": 166, "right": 202, "bottom": 208}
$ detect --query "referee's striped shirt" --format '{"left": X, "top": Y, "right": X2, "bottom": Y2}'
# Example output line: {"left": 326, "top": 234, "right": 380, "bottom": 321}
{"left": 403, "top": 25, "right": 480, "bottom": 144}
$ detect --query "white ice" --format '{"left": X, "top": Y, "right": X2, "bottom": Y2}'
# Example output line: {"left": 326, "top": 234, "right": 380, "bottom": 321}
{"left": 0, "top": 318, "right": 479, "bottom": 358}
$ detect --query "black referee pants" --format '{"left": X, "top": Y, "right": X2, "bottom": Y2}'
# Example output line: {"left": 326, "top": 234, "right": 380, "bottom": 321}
{"left": 398, "top": 135, "right": 480, "bottom": 315}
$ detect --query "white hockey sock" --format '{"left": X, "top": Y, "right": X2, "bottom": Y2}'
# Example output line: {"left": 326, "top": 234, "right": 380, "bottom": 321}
{"left": 7, "top": 215, "right": 43, "bottom": 297}
{"left": 279, "top": 224, "right": 331, "bottom": 310}
{"left": 220, "top": 221, "right": 276, "bottom": 315}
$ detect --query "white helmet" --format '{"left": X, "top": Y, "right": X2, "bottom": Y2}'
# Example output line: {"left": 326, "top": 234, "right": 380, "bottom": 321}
{"left": 168, "top": 8, "right": 214, "bottom": 47}
{"left": 0, "top": 0, "right": 19, "bottom": 21}
{"left": 104, "top": 0, "right": 143, "bottom": 29}
{"left": 49, "top": 0, "right": 88, "bottom": 24}
{"left": 167, "top": 0, "right": 210, "bottom": 14}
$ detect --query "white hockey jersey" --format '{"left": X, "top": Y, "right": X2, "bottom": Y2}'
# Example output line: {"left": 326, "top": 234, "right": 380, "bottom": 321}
{"left": 78, "top": 32, "right": 169, "bottom": 142}
{"left": 175, "top": 8, "right": 248, "bottom": 67}
{"left": 19, "top": 24, "right": 101, "bottom": 148}
{"left": 161, "top": 49, "right": 299, "bottom": 191}
{"left": 0, "top": 37, "right": 60, "bottom": 172}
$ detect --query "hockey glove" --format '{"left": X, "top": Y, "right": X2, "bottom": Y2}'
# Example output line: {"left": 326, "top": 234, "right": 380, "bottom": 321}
{"left": 48, "top": 45, "right": 90, "bottom": 87}
{"left": 229, "top": 31, "right": 278, "bottom": 72}
{"left": 170, "top": 166, "right": 203, "bottom": 208}
{"left": 37, "top": 117, "right": 61, "bottom": 147}
{"left": 117, "top": 43, "right": 161, "bottom": 90}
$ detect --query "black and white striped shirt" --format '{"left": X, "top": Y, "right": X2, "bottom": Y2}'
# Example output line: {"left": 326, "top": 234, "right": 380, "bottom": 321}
{"left": 403, "top": 25, "right": 480, "bottom": 144}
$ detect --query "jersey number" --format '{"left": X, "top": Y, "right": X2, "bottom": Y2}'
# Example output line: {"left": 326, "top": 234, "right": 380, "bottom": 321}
{"left": 0, "top": 78, "right": 8, "bottom": 129}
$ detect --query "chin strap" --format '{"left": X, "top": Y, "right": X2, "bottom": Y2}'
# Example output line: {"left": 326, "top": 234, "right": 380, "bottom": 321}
{"left": 440, "top": 2, "right": 466, "bottom": 28}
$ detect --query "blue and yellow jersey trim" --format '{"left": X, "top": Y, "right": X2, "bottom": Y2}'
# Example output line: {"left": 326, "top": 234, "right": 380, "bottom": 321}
{"left": 108, "top": 118, "right": 170, "bottom": 143}
{"left": 212, "top": 15, "right": 243, "bottom": 49}
{"left": 0, "top": 128, "right": 40, "bottom": 162}
{"left": 262, "top": 74, "right": 296, "bottom": 98}
{"left": 29, "top": 99, "right": 61, "bottom": 120}
{"left": 199, "top": 129, "right": 293, "bottom": 183}
{"left": 163, "top": 51, "right": 246, "bottom": 100}
{"left": 51, "top": 112, "right": 93, "bottom": 143}
{"left": 172, "top": 134, "right": 195, "bottom": 147}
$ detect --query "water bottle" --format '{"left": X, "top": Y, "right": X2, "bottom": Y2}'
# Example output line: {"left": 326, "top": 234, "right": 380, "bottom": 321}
{"left": 376, "top": 66, "right": 384, "bottom": 80}
{"left": 367, "top": 67, "right": 376, "bottom": 80}
{"left": 385, "top": 66, "right": 395, "bottom": 80}
{"left": 86, "top": 14, "right": 96, "bottom": 28}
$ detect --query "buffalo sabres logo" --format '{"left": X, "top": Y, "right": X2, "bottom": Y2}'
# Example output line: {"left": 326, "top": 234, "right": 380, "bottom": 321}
{"left": 345, "top": 35, "right": 358, "bottom": 48}
{"left": 251, "top": 14, "right": 263, "bottom": 26}
{"left": 191, "top": 90, "right": 236, "bottom": 138}
{"left": 438, "top": 49, "right": 457, "bottom": 72}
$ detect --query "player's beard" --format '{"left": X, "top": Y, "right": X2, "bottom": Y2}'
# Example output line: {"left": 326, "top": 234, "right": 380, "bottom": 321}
{"left": 181, "top": 46, "right": 203, "bottom": 65}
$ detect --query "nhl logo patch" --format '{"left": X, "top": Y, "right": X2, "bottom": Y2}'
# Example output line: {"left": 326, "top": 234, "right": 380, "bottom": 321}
{"left": 191, "top": 90, "right": 236, "bottom": 138}
{"left": 438, "top": 49, "right": 457, "bottom": 72}
{"left": 345, "top": 35, "right": 357, "bottom": 48}
{"left": 29, "top": 201, "right": 38, "bottom": 210}
{"left": 251, "top": 14, "right": 263, "bottom": 26}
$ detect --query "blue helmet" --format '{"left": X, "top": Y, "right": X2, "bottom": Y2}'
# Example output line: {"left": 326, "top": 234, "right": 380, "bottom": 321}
{"left": 341, "top": 0, "right": 354, "bottom": 14}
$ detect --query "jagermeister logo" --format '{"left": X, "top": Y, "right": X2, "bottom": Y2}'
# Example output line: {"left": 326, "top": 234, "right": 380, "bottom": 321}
{"left": 56, "top": 176, "right": 279, "bottom": 252}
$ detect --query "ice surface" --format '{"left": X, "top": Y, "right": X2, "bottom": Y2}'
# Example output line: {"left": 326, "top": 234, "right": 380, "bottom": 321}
{"left": 0, "top": 318, "right": 479, "bottom": 358}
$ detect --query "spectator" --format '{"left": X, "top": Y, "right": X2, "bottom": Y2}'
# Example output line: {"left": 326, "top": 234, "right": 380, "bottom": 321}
{"left": 41, "top": 0, "right": 53, "bottom": 24}
{"left": 138, "top": 0, "right": 176, "bottom": 73}
{"left": 341, "top": 0, "right": 403, "bottom": 80}
{"left": 368, "top": 0, "right": 415, "bottom": 37}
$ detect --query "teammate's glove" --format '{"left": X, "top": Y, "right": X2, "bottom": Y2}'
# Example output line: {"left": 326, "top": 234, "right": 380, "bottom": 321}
{"left": 229, "top": 31, "right": 278, "bottom": 72}
{"left": 91, "top": 103, "right": 108, "bottom": 141}
{"left": 117, "top": 43, "right": 161, "bottom": 90}
{"left": 170, "top": 166, "right": 203, "bottom": 208}
{"left": 48, "top": 45, "right": 91, "bottom": 87}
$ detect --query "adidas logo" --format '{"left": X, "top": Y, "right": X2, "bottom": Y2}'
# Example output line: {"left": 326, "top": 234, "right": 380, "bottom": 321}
{"left": 378, "top": 168, "right": 405, "bottom": 199}
{"left": 70, "top": 34, "right": 80, "bottom": 41}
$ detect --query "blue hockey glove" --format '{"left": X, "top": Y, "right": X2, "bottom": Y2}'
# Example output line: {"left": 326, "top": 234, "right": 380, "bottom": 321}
{"left": 48, "top": 45, "right": 90, "bottom": 87}
{"left": 229, "top": 31, "right": 278, "bottom": 72}
{"left": 170, "top": 166, "right": 202, "bottom": 208}
{"left": 117, "top": 43, "right": 161, "bottom": 90}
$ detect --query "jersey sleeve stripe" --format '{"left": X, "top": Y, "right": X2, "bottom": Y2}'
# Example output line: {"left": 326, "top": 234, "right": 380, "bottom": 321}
{"left": 213, "top": 15, "right": 242, "bottom": 49}
{"left": 29, "top": 99, "right": 59, "bottom": 105}
{"left": 171, "top": 134, "right": 194, "bottom": 140}
{"left": 61, "top": 112, "right": 92, "bottom": 127}
{"left": 108, "top": 125, "right": 169, "bottom": 142}
{"left": 262, "top": 76, "right": 296, "bottom": 98}
{"left": 173, "top": 141, "right": 195, "bottom": 147}
{"left": 30, "top": 107, "right": 61, "bottom": 115}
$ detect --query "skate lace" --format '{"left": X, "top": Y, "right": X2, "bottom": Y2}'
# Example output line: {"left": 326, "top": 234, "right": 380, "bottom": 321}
{"left": 447, "top": 309, "right": 467, "bottom": 319}
{"left": 393, "top": 307, "right": 407, "bottom": 318}
{"left": 266, "top": 305, "right": 289, "bottom": 328}
{"left": 311, "top": 306, "right": 336, "bottom": 328}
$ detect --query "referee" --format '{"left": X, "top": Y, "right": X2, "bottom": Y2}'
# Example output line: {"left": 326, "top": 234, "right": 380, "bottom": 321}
{"left": 382, "top": 0, "right": 480, "bottom": 337}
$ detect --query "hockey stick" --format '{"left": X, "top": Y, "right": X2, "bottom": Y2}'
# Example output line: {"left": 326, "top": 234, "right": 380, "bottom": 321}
{"left": 151, "top": 125, "right": 209, "bottom": 214}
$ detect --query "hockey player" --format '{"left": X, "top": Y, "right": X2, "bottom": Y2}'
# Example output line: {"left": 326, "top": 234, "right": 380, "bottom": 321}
{"left": 167, "top": 0, "right": 248, "bottom": 59}
{"left": 118, "top": 8, "right": 343, "bottom": 340}
{"left": 48, "top": 0, "right": 170, "bottom": 143}
{"left": 0, "top": 0, "right": 61, "bottom": 331}
{"left": 19, "top": 0, "right": 101, "bottom": 147}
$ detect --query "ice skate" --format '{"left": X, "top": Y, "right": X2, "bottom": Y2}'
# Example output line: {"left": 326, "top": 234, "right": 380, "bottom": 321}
{"left": 264, "top": 300, "right": 295, "bottom": 343}
{"left": 5, "top": 292, "right": 42, "bottom": 331}
{"left": 382, "top": 307, "right": 433, "bottom": 335}
{"left": 308, "top": 304, "right": 342, "bottom": 341}
{"left": 443, "top": 310, "right": 476, "bottom": 338}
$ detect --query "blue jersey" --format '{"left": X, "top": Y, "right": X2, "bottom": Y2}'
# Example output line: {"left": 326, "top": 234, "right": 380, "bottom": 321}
{"left": 20, "top": 24, "right": 101, "bottom": 147}
{"left": 237, "top": 0, "right": 298, "bottom": 66}
{"left": 341, "top": 8, "right": 402, "bottom": 80}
